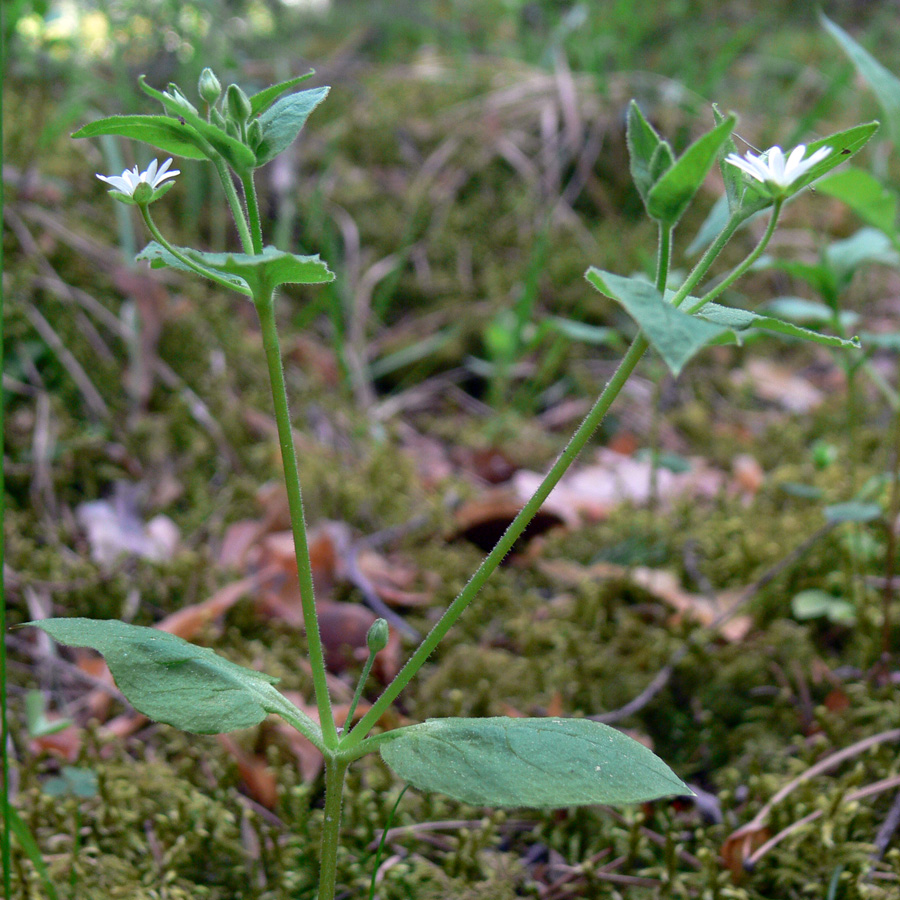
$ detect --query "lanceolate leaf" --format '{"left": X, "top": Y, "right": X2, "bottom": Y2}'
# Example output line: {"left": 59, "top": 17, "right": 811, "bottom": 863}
{"left": 626, "top": 100, "right": 666, "bottom": 206}
{"left": 249, "top": 71, "right": 316, "bottom": 117}
{"left": 788, "top": 122, "right": 880, "bottom": 195}
{"left": 697, "top": 302, "right": 861, "bottom": 349}
{"left": 585, "top": 268, "right": 726, "bottom": 375}
{"left": 647, "top": 113, "right": 737, "bottom": 225}
{"left": 255, "top": 86, "right": 330, "bottom": 167}
{"left": 29, "top": 618, "right": 289, "bottom": 734}
{"left": 380, "top": 717, "right": 692, "bottom": 808}
{"left": 822, "top": 14, "right": 900, "bottom": 148}
{"left": 816, "top": 166, "right": 898, "bottom": 236}
{"left": 72, "top": 115, "right": 210, "bottom": 160}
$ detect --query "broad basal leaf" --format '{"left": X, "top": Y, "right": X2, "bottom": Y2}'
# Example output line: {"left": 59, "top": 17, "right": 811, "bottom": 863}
{"left": 29, "top": 618, "right": 288, "bottom": 734}
{"left": 255, "top": 86, "right": 330, "bottom": 167}
{"left": 696, "top": 302, "right": 860, "bottom": 349}
{"left": 380, "top": 717, "right": 692, "bottom": 808}
{"left": 586, "top": 268, "right": 726, "bottom": 375}
{"left": 72, "top": 115, "right": 210, "bottom": 160}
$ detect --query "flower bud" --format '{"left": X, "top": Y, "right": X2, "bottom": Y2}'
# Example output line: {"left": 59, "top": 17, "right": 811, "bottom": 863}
{"left": 247, "top": 119, "right": 263, "bottom": 150}
{"left": 198, "top": 67, "right": 222, "bottom": 105}
{"left": 225, "top": 83, "right": 252, "bottom": 124}
{"left": 366, "top": 618, "right": 389, "bottom": 654}
{"left": 165, "top": 83, "right": 198, "bottom": 116}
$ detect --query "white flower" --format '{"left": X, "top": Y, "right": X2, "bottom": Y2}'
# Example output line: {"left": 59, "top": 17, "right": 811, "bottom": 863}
{"left": 96, "top": 157, "right": 180, "bottom": 197}
{"left": 725, "top": 144, "right": 832, "bottom": 190}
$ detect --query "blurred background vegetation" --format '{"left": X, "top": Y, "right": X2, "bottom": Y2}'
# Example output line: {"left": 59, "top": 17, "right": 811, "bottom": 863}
{"left": 6, "top": 2, "right": 900, "bottom": 898}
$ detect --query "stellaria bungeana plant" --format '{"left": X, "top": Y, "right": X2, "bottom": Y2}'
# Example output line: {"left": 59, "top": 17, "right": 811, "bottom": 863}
{"left": 24, "top": 67, "right": 876, "bottom": 898}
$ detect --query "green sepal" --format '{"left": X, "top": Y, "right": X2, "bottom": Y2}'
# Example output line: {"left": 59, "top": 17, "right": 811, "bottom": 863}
{"left": 585, "top": 268, "right": 727, "bottom": 375}
{"left": 139, "top": 75, "right": 257, "bottom": 173}
{"left": 72, "top": 114, "right": 209, "bottom": 160}
{"left": 254, "top": 86, "right": 330, "bottom": 167}
{"left": 380, "top": 717, "right": 693, "bottom": 808}
{"left": 249, "top": 70, "right": 316, "bottom": 117}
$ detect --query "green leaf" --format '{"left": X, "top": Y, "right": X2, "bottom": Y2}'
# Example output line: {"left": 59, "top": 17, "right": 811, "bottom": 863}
{"left": 626, "top": 100, "right": 667, "bottom": 205}
{"left": 255, "top": 86, "right": 330, "bottom": 167}
{"left": 788, "top": 122, "right": 880, "bottom": 195}
{"left": 25, "top": 690, "right": 72, "bottom": 738}
{"left": 137, "top": 244, "right": 334, "bottom": 296}
{"left": 824, "top": 501, "right": 882, "bottom": 524}
{"left": 791, "top": 589, "right": 855, "bottom": 624}
{"left": 816, "top": 166, "right": 898, "bottom": 235}
{"left": 7, "top": 806, "right": 60, "bottom": 900}
{"left": 43, "top": 766, "right": 99, "bottom": 799}
{"left": 72, "top": 115, "right": 209, "bottom": 160}
{"left": 28, "top": 618, "right": 288, "bottom": 734}
{"left": 646, "top": 113, "right": 736, "bottom": 225}
{"left": 139, "top": 75, "right": 257, "bottom": 172}
{"left": 380, "top": 717, "right": 692, "bottom": 808}
{"left": 696, "top": 302, "right": 860, "bottom": 350}
{"left": 544, "top": 316, "right": 622, "bottom": 347}
{"left": 249, "top": 70, "right": 316, "bottom": 117}
{"left": 822, "top": 14, "right": 900, "bottom": 147}
{"left": 826, "top": 227, "right": 900, "bottom": 278}
{"left": 136, "top": 242, "right": 253, "bottom": 295}
{"left": 585, "top": 268, "right": 726, "bottom": 375}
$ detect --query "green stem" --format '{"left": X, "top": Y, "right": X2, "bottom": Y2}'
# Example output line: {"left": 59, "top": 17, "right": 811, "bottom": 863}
{"left": 317, "top": 758, "right": 349, "bottom": 900}
{"left": 669, "top": 211, "right": 743, "bottom": 309}
{"left": 241, "top": 172, "right": 264, "bottom": 254}
{"left": 212, "top": 157, "right": 253, "bottom": 253}
{"left": 140, "top": 207, "right": 250, "bottom": 296}
{"left": 344, "top": 653, "right": 376, "bottom": 730}
{"left": 255, "top": 289, "right": 338, "bottom": 748}
{"left": 687, "top": 200, "right": 782, "bottom": 312}
{"left": 343, "top": 333, "right": 651, "bottom": 748}
{"left": 656, "top": 223, "right": 672, "bottom": 294}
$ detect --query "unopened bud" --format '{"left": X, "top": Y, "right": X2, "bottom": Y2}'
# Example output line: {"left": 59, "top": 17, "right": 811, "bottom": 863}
{"left": 165, "top": 83, "right": 197, "bottom": 115}
{"left": 198, "top": 67, "right": 222, "bottom": 105}
{"left": 366, "top": 618, "right": 389, "bottom": 654}
{"left": 247, "top": 119, "right": 263, "bottom": 150}
{"left": 225, "top": 83, "right": 252, "bottom": 124}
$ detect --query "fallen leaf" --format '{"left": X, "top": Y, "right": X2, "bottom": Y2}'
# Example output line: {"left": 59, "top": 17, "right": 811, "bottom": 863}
{"left": 217, "top": 734, "right": 279, "bottom": 809}
{"left": 451, "top": 490, "right": 566, "bottom": 553}
{"left": 721, "top": 822, "right": 771, "bottom": 881}
{"left": 538, "top": 559, "right": 751, "bottom": 642}
{"left": 732, "top": 358, "right": 824, "bottom": 413}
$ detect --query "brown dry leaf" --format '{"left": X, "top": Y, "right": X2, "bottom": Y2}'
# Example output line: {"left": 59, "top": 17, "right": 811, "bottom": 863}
{"left": 538, "top": 558, "right": 751, "bottom": 642}
{"left": 156, "top": 575, "right": 258, "bottom": 640}
{"left": 513, "top": 448, "right": 724, "bottom": 526}
{"left": 732, "top": 358, "right": 824, "bottom": 413}
{"left": 217, "top": 734, "right": 279, "bottom": 809}
{"left": 731, "top": 454, "right": 765, "bottom": 498}
{"left": 721, "top": 822, "right": 771, "bottom": 881}
{"left": 30, "top": 724, "right": 81, "bottom": 762}
{"left": 219, "top": 520, "right": 267, "bottom": 569}
{"left": 451, "top": 489, "right": 566, "bottom": 553}
{"left": 354, "top": 549, "right": 432, "bottom": 607}
{"left": 317, "top": 600, "right": 403, "bottom": 679}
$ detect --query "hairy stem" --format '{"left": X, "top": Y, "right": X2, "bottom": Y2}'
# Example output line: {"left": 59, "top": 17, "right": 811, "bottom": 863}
{"left": 241, "top": 172, "right": 264, "bottom": 254}
{"left": 317, "top": 758, "right": 349, "bottom": 900}
{"left": 344, "top": 332, "right": 650, "bottom": 747}
{"left": 255, "top": 289, "right": 338, "bottom": 747}
{"left": 212, "top": 157, "right": 253, "bottom": 253}
{"left": 140, "top": 206, "right": 251, "bottom": 295}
